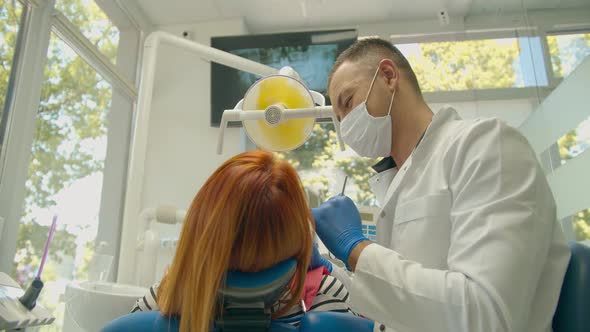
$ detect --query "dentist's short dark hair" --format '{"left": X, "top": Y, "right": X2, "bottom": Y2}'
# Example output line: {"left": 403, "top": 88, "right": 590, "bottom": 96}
{"left": 328, "top": 37, "right": 422, "bottom": 94}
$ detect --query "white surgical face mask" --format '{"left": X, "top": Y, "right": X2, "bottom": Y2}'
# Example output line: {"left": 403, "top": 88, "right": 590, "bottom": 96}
{"left": 340, "top": 67, "right": 395, "bottom": 158}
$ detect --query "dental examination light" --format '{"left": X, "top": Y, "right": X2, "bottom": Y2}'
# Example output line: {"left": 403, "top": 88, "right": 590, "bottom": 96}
{"left": 217, "top": 68, "right": 345, "bottom": 153}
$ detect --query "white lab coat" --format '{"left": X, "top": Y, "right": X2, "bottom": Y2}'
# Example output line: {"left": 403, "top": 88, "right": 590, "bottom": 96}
{"left": 332, "top": 107, "right": 571, "bottom": 332}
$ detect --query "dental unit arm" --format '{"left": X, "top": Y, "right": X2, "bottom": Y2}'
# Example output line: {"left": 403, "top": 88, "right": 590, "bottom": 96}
{"left": 136, "top": 206, "right": 186, "bottom": 287}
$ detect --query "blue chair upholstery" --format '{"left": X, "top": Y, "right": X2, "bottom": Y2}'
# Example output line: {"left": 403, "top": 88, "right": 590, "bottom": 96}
{"left": 299, "top": 311, "right": 374, "bottom": 331}
{"left": 553, "top": 242, "right": 590, "bottom": 332}
{"left": 102, "top": 311, "right": 180, "bottom": 332}
{"left": 102, "top": 257, "right": 374, "bottom": 332}
{"left": 101, "top": 310, "right": 373, "bottom": 332}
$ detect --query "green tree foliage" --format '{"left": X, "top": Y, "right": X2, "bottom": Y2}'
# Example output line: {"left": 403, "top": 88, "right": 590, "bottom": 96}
{"left": 547, "top": 35, "right": 563, "bottom": 78}
{"left": 55, "top": 0, "right": 119, "bottom": 62}
{"left": 409, "top": 39, "right": 519, "bottom": 91}
{"left": 14, "top": 222, "right": 76, "bottom": 284}
{"left": 557, "top": 130, "right": 578, "bottom": 162}
{"left": 26, "top": 0, "right": 118, "bottom": 211}
{"left": 573, "top": 209, "right": 590, "bottom": 241}
{"left": 25, "top": 35, "right": 110, "bottom": 210}
{"left": 276, "top": 124, "right": 337, "bottom": 200}
{"left": 335, "top": 157, "right": 378, "bottom": 205}
{"left": 547, "top": 33, "right": 590, "bottom": 78}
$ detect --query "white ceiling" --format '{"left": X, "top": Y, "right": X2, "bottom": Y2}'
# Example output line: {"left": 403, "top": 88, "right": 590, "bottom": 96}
{"left": 134, "top": 0, "right": 590, "bottom": 32}
{"left": 134, "top": 0, "right": 473, "bottom": 31}
{"left": 468, "top": 0, "right": 590, "bottom": 15}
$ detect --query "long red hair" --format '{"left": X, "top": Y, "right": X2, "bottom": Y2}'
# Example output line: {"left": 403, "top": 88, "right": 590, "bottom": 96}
{"left": 157, "top": 150, "right": 313, "bottom": 332}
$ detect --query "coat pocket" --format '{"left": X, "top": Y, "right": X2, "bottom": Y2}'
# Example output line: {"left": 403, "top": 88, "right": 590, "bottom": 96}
{"left": 393, "top": 192, "right": 451, "bottom": 226}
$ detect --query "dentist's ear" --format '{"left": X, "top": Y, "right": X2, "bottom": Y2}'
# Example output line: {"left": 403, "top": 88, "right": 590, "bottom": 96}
{"left": 378, "top": 59, "right": 399, "bottom": 92}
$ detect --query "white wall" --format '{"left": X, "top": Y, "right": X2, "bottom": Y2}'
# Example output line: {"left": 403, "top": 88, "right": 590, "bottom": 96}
{"left": 142, "top": 18, "right": 248, "bottom": 210}
{"left": 118, "top": 18, "right": 249, "bottom": 284}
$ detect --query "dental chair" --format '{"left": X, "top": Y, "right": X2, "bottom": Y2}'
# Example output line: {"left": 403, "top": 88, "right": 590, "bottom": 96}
{"left": 101, "top": 259, "right": 374, "bottom": 332}
{"left": 552, "top": 241, "right": 590, "bottom": 332}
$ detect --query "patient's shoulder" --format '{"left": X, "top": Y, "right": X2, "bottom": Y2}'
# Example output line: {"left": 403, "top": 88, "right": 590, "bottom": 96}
{"left": 130, "top": 282, "right": 159, "bottom": 313}
{"left": 309, "top": 275, "right": 353, "bottom": 314}
{"left": 317, "top": 275, "right": 348, "bottom": 300}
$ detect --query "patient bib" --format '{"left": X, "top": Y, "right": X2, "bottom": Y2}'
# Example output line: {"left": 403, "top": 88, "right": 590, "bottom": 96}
{"left": 302, "top": 266, "right": 330, "bottom": 309}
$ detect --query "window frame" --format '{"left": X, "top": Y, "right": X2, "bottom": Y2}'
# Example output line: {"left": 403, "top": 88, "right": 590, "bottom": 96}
{"left": 0, "top": 0, "right": 28, "bottom": 181}
{"left": 0, "top": 0, "right": 148, "bottom": 281}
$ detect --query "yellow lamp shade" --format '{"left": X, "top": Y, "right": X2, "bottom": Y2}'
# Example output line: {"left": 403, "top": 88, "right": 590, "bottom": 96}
{"left": 242, "top": 75, "right": 315, "bottom": 151}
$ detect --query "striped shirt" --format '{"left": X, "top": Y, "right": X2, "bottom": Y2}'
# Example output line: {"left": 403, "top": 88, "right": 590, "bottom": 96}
{"left": 131, "top": 275, "right": 356, "bottom": 325}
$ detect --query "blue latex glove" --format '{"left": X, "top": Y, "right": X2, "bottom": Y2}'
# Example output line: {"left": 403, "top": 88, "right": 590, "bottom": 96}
{"left": 309, "top": 242, "right": 333, "bottom": 273}
{"left": 312, "top": 195, "right": 368, "bottom": 270}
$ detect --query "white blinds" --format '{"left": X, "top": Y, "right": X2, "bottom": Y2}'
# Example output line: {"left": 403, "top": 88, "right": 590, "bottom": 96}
{"left": 519, "top": 57, "right": 590, "bottom": 220}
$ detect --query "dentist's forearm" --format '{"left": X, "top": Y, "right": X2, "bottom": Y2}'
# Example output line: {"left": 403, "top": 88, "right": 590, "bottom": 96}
{"left": 347, "top": 240, "right": 372, "bottom": 271}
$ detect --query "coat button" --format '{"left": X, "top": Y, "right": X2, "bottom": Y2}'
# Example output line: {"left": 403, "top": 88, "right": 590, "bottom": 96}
{"left": 379, "top": 324, "right": 386, "bottom": 331}
{"left": 380, "top": 211, "right": 386, "bottom": 218}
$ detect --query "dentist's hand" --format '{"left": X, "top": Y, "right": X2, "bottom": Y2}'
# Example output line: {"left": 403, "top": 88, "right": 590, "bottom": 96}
{"left": 312, "top": 196, "right": 368, "bottom": 270}
{"left": 309, "top": 242, "right": 333, "bottom": 273}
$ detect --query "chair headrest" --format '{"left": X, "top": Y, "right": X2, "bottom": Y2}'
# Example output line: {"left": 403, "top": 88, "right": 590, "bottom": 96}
{"left": 102, "top": 258, "right": 376, "bottom": 332}
{"left": 219, "top": 258, "right": 296, "bottom": 307}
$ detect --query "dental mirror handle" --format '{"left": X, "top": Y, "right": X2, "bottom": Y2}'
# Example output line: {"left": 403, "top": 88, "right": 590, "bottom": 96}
{"left": 340, "top": 176, "right": 348, "bottom": 196}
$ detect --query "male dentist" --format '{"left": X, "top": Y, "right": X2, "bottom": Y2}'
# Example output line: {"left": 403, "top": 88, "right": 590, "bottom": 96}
{"left": 312, "top": 38, "right": 570, "bottom": 331}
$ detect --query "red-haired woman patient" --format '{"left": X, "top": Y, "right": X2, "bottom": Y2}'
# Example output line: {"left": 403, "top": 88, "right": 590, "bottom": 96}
{"left": 131, "top": 150, "right": 355, "bottom": 331}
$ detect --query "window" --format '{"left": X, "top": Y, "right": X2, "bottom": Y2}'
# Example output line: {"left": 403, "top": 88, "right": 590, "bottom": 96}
{"left": 573, "top": 208, "right": 590, "bottom": 242}
{"left": 547, "top": 32, "right": 590, "bottom": 79}
{"left": 557, "top": 116, "right": 590, "bottom": 165}
{"left": 12, "top": 33, "right": 113, "bottom": 331}
{"left": 276, "top": 123, "right": 378, "bottom": 207}
{"left": 0, "top": 0, "right": 23, "bottom": 148}
{"left": 396, "top": 37, "right": 547, "bottom": 92}
{"left": 56, "top": 0, "right": 120, "bottom": 63}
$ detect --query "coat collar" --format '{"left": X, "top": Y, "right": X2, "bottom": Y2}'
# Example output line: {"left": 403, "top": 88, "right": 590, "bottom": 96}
{"left": 368, "top": 106, "right": 460, "bottom": 205}
{"left": 370, "top": 106, "right": 459, "bottom": 174}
